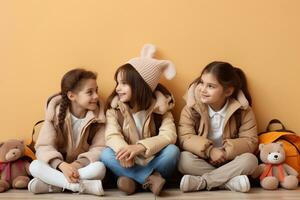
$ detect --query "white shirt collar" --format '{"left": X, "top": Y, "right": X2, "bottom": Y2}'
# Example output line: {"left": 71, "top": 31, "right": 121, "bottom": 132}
{"left": 71, "top": 113, "right": 79, "bottom": 121}
{"left": 208, "top": 100, "right": 229, "bottom": 118}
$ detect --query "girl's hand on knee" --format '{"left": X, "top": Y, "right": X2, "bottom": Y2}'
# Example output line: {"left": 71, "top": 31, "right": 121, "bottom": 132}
{"left": 209, "top": 157, "right": 226, "bottom": 167}
{"left": 58, "top": 162, "right": 80, "bottom": 183}
{"left": 209, "top": 148, "right": 226, "bottom": 166}
{"left": 119, "top": 158, "right": 134, "bottom": 168}
{"left": 116, "top": 144, "right": 146, "bottom": 161}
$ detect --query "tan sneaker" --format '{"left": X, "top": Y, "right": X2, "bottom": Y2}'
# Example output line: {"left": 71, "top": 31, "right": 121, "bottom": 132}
{"left": 79, "top": 180, "right": 104, "bottom": 196}
{"left": 224, "top": 175, "right": 250, "bottom": 193}
{"left": 28, "top": 178, "right": 62, "bottom": 194}
{"left": 117, "top": 176, "right": 137, "bottom": 195}
{"left": 180, "top": 175, "right": 206, "bottom": 192}
{"left": 143, "top": 172, "right": 166, "bottom": 196}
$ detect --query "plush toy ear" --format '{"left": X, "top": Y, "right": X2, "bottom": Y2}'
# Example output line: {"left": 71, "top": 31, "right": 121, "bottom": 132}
{"left": 259, "top": 143, "right": 264, "bottom": 151}
{"left": 276, "top": 141, "right": 283, "bottom": 147}
{"left": 0, "top": 142, "right": 3, "bottom": 147}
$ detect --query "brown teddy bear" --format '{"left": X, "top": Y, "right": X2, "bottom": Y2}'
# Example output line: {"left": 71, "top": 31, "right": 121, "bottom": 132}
{"left": 252, "top": 142, "right": 298, "bottom": 190}
{"left": 0, "top": 139, "right": 31, "bottom": 192}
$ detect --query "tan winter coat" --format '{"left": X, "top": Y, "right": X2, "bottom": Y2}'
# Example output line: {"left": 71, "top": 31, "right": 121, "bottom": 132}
{"left": 105, "top": 90, "right": 177, "bottom": 165}
{"left": 178, "top": 83, "right": 258, "bottom": 161}
{"left": 35, "top": 95, "right": 106, "bottom": 169}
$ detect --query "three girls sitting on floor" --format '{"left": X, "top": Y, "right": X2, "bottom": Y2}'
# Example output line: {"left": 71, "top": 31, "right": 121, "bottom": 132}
{"left": 28, "top": 44, "right": 258, "bottom": 196}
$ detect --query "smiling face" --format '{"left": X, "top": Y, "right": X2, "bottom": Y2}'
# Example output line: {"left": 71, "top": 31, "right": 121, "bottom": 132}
{"left": 115, "top": 71, "right": 132, "bottom": 103}
{"left": 197, "top": 72, "right": 233, "bottom": 111}
{"left": 68, "top": 78, "right": 99, "bottom": 117}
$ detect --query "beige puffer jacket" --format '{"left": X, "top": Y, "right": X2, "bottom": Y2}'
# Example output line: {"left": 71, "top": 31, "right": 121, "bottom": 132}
{"left": 35, "top": 95, "right": 106, "bottom": 169}
{"left": 105, "top": 89, "right": 177, "bottom": 165}
{"left": 178, "top": 83, "right": 258, "bottom": 161}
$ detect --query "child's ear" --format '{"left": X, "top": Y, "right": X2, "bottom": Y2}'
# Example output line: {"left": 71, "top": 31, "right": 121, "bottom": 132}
{"left": 67, "top": 91, "right": 75, "bottom": 101}
{"left": 225, "top": 87, "right": 234, "bottom": 97}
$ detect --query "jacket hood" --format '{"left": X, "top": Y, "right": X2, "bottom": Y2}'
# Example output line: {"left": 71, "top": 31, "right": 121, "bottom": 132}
{"left": 183, "top": 82, "right": 249, "bottom": 110}
{"left": 110, "top": 90, "right": 175, "bottom": 114}
{"left": 44, "top": 94, "right": 106, "bottom": 123}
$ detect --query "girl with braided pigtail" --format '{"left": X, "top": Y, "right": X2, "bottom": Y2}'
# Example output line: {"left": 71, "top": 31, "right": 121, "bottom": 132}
{"left": 28, "top": 68, "right": 106, "bottom": 196}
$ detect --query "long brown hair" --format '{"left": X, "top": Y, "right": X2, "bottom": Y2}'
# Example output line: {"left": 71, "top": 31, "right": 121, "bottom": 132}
{"left": 191, "top": 61, "right": 252, "bottom": 106}
{"left": 47, "top": 68, "right": 97, "bottom": 133}
{"left": 106, "top": 64, "right": 154, "bottom": 111}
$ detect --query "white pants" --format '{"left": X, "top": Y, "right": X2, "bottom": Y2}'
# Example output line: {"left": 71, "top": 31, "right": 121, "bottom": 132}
{"left": 29, "top": 160, "right": 106, "bottom": 192}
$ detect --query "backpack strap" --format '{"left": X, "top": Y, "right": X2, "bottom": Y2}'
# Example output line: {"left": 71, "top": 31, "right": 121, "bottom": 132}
{"left": 259, "top": 119, "right": 294, "bottom": 135}
{"left": 266, "top": 119, "right": 287, "bottom": 132}
{"left": 28, "top": 120, "right": 44, "bottom": 153}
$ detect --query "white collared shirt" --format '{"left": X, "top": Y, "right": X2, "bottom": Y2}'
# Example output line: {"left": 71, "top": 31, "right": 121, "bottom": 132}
{"left": 132, "top": 110, "right": 147, "bottom": 139}
{"left": 207, "top": 100, "right": 229, "bottom": 147}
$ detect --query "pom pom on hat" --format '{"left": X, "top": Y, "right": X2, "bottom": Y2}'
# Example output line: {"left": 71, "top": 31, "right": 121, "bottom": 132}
{"left": 128, "top": 44, "right": 176, "bottom": 91}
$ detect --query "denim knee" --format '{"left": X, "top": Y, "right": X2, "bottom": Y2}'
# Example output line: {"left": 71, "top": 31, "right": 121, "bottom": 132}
{"left": 160, "top": 144, "right": 180, "bottom": 164}
{"left": 100, "top": 147, "right": 116, "bottom": 164}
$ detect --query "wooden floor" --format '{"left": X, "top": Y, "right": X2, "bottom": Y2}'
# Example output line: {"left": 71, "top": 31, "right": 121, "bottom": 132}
{"left": 1, "top": 188, "right": 300, "bottom": 200}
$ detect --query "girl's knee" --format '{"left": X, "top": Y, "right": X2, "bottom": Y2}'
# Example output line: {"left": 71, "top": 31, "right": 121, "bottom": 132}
{"left": 238, "top": 153, "right": 258, "bottom": 174}
{"left": 29, "top": 160, "right": 43, "bottom": 176}
{"left": 91, "top": 161, "right": 106, "bottom": 171}
{"left": 100, "top": 147, "right": 115, "bottom": 163}
{"left": 89, "top": 161, "right": 106, "bottom": 180}
{"left": 163, "top": 144, "right": 180, "bottom": 159}
{"left": 178, "top": 151, "right": 193, "bottom": 174}
{"left": 156, "top": 145, "right": 180, "bottom": 169}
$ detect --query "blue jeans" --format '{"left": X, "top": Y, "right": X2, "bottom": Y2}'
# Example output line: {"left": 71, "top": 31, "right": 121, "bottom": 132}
{"left": 101, "top": 144, "right": 180, "bottom": 184}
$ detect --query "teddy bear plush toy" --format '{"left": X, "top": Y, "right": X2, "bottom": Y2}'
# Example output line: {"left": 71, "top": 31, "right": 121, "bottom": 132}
{"left": 252, "top": 142, "right": 298, "bottom": 190}
{"left": 0, "top": 139, "right": 31, "bottom": 192}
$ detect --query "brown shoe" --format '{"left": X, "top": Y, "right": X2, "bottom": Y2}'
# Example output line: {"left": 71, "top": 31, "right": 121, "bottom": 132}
{"left": 143, "top": 172, "right": 166, "bottom": 196}
{"left": 117, "top": 176, "right": 137, "bottom": 195}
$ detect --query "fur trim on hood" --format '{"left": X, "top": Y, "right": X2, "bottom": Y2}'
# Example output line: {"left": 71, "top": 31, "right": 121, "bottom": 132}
{"left": 110, "top": 90, "right": 175, "bottom": 114}
{"left": 44, "top": 94, "right": 106, "bottom": 123}
{"left": 183, "top": 82, "right": 249, "bottom": 110}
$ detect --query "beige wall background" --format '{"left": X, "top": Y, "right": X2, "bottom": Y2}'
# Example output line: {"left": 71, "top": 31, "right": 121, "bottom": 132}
{"left": 1, "top": 0, "right": 299, "bottom": 141}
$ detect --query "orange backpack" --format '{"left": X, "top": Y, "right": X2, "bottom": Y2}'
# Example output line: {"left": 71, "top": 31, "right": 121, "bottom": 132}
{"left": 258, "top": 119, "right": 300, "bottom": 181}
{"left": 25, "top": 120, "right": 44, "bottom": 160}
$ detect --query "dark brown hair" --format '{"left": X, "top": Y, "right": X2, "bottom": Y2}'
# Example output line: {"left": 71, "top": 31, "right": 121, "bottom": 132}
{"left": 106, "top": 64, "right": 154, "bottom": 111}
{"left": 47, "top": 68, "right": 97, "bottom": 133}
{"left": 191, "top": 61, "right": 252, "bottom": 106}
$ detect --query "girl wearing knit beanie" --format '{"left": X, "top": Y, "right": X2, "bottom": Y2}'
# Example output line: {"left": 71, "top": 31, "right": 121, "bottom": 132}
{"left": 101, "top": 44, "right": 180, "bottom": 196}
